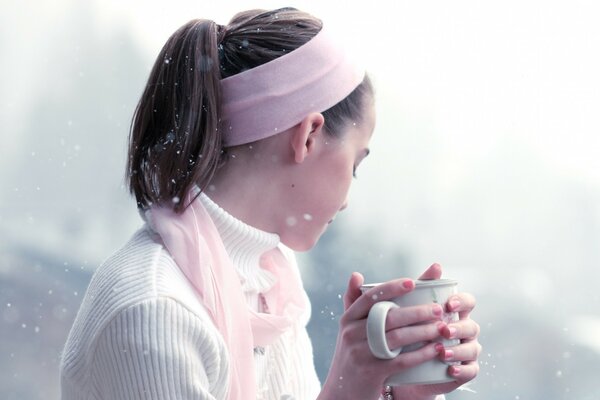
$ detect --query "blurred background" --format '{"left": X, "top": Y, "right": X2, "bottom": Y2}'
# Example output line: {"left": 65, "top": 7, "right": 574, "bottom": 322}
{"left": 1, "top": 0, "right": 599, "bottom": 399}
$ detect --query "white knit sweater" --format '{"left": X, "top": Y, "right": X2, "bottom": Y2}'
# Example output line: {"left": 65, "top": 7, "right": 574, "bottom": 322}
{"left": 60, "top": 193, "right": 321, "bottom": 399}
{"left": 60, "top": 194, "right": 448, "bottom": 400}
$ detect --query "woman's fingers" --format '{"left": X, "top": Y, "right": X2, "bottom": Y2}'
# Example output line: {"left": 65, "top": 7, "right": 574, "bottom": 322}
{"left": 342, "top": 278, "right": 416, "bottom": 322}
{"left": 448, "top": 360, "right": 480, "bottom": 383}
{"left": 342, "top": 305, "right": 446, "bottom": 343}
{"left": 343, "top": 272, "right": 365, "bottom": 310}
{"left": 446, "top": 292, "right": 476, "bottom": 319}
{"left": 386, "top": 321, "right": 446, "bottom": 350}
{"left": 417, "top": 263, "right": 443, "bottom": 280}
{"left": 440, "top": 341, "right": 482, "bottom": 363}
{"left": 440, "top": 319, "right": 480, "bottom": 341}
{"left": 386, "top": 342, "right": 441, "bottom": 370}
{"left": 386, "top": 303, "right": 444, "bottom": 330}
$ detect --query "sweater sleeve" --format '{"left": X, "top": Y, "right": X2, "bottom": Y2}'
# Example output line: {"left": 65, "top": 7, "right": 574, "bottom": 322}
{"left": 91, "top": 297, "right": 229, "bottom": 400}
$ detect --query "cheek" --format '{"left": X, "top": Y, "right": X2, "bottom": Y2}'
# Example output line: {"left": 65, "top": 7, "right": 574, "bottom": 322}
{"left": 279, "top": 180, "right": 350, "bottom": 251}
{"left": 313, "top": 164, "right": 353, "bottom": 215}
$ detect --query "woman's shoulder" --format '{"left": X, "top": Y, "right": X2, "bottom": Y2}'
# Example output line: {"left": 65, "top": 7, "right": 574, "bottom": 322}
{"left": 75, "top": 225, "right": 214, "bottom": 336}
{"left": 61, "top": 226, "right": 224, "bottom": 376}
{"left": 94, "top": 226, "right": 194, "bottom": 292}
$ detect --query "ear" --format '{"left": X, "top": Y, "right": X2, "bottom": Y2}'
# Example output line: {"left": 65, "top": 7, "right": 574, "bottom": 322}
{"left": 290, "top": 112, "right": 325, "bottom": 163}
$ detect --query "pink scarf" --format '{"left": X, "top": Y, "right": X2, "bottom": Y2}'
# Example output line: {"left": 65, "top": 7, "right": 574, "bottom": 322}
{"left": 143, "top": 190, "right": 307, "bottom": 399}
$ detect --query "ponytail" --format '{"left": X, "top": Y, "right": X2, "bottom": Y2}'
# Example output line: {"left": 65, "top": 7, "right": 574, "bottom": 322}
{"left": 126, "top": 19, "right": 222, "bottom": 213}
{"left": 126, "top": 8, "right": 374, "bottom": 213}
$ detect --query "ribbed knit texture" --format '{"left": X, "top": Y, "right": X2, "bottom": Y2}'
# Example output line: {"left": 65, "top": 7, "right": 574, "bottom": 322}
{"left": 59, "top": 193, "right": 321, "bottom": 400}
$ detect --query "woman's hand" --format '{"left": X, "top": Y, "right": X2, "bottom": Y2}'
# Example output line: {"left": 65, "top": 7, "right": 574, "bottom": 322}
{"left": 318, "top": 268, "right": 452, "bottom": 400}
{"left": 392, "top": 264, "right": 481, "bottom": 400}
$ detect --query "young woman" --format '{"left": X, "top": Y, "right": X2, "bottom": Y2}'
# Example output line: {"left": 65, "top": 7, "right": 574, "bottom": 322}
{"left": 60, "top": 7, "right": 480, "bottom": 400}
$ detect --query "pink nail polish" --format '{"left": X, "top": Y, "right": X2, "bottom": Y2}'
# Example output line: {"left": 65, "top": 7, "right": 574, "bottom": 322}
{"left": 444, "top": 349, "right": 454, "bottom": 360}
{"left": 451, "top": 366, "right": 461, "bottom": 376}
{"left": 403, "top": 280, "right": 414, "bottom": 289}
{"left": 448, "top": 326, "right": 457, "bottom": 338}
{"left": 435, "top": 343, "right": 444, "bottom": 353}
{"left": 432, "top": 304, "right": 443, "bottom": 317}
{"left": 437, "top": 322, "right": 447, "bottom": 335}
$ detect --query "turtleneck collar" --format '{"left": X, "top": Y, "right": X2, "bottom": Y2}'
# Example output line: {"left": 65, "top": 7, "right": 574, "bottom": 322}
{"left": 197, "top": 191, "right": 280, "bottom": 294}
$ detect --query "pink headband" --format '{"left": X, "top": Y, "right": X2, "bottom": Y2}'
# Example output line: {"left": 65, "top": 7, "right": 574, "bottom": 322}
{"left": 219, "top": 25, "right": 365, "bottom": 147}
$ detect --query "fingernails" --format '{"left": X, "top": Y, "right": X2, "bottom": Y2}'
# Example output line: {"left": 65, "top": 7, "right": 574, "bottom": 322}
{"left": 448, "top": 298, "right": 460, "bottom": 311}
{"left": 443, "top": 349, "right": 454, "bottom": 360}
{"left": 450, "top": 366, "right": 461, "bottom": 376}
{"left": 434, "top": 343, "right": 444, "bottom": 353}
{"left": 432, "top": 304, "right": 443, "bottom": 317}
{"left": 436, "top": 322, "right": 447, "bottom": 335}
{"left": 403, "top": 280, "right": 414, "bottom": 289}
{"left": 448, "top": 326, "right": 458, "bottom": 339}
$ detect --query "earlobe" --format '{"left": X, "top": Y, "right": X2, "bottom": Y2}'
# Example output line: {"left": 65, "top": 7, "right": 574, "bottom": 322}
{"left": 290, "top": 113, "right": 325, "bottom": 163}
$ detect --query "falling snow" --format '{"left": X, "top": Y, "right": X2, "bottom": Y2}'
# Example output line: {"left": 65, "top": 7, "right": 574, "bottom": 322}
{"left": 285, "top": 216, "right": 297, "bottom": 227}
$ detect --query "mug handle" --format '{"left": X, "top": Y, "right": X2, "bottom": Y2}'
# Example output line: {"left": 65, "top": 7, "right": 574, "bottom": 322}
{"left": 366, "top": 301, "right": 402, "bottom": 359}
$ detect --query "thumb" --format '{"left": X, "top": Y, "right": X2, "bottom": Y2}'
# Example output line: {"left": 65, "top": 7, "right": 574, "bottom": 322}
{"left": 343, "top": 272, "right": 364, "bottom": 310}
{"left": 418, "top": 263, "right": 443, "bottom": 280}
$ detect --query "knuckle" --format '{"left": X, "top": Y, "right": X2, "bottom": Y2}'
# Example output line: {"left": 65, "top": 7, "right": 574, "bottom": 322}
{"left": 461, "top": 292, "right": 476, "bottom": 305}
{"left": 459, "top": 366, "right": 478, "bottom": 383}
{"left": 340, "top": 326, "right": 357, "bottom": 343}
{"left": 348, "top": 344, "right": 364, "bottom": 361}
{"left": 470, "top": 344, "right": 480, "bottom": 360}
{"left": 476, "top": 342, "right": 483, "bottom": 356}
{"left": 470, "top": 293, "right": 477, "bottom": 307}
{"left": 339, "top": 314, "right": 348, "bottom": 325}
{"left": 464, "top": 364, "right": 479, "bottom": 381}
{"left": 473, "top": 322, "right": 481, "bottom": 337}
{"left": 339, "top": 313, "right": 352, "bottom": 326}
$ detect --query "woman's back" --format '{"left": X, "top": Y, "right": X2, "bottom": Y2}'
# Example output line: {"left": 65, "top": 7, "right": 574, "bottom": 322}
{"left": 60, "top": 226, "right": 229, "bottom": 399}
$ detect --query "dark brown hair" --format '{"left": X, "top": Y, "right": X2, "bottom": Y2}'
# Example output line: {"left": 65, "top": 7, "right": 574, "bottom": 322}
{"left": 126, "top": 7, "right": 374, "bottom": 212}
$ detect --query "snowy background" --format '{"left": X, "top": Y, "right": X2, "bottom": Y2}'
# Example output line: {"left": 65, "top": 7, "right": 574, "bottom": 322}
{"left": 1, "top": 0, "right": 600, "bottom": 399}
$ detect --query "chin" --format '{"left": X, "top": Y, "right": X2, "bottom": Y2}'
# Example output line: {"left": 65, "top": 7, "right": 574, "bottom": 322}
{"left": 280, "top": 232, "right": 321, "bottom": 253}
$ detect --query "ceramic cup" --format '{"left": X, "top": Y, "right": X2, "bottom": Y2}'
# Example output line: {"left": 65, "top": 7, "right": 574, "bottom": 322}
{"left": 361, "top": 279, "right": 460, "bottom": 385}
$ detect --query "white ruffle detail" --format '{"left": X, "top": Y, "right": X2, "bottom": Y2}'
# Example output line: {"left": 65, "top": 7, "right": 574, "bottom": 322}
{"left": 237, "top": 266, "right": 278, "bottom": 294}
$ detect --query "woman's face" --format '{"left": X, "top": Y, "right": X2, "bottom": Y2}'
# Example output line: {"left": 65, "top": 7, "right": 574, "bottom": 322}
{"left": 278, "top": 103, "right": 376, "bottom": 251}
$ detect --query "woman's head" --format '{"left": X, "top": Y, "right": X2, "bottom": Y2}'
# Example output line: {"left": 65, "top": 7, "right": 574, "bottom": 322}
{"left": 271, "top": 101, "right": 376, "bottom": 251}
{"left": 126, "top": 7, "right": 374, "bottom": 215}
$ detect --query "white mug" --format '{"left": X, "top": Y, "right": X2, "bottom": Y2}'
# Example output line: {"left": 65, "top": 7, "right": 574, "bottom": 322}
{"left": 361, "top": 279, "right": 460, "bottom": 385}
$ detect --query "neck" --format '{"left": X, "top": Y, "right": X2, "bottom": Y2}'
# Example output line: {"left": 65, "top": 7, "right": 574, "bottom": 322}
{"left": 197, "top": 191, "right": 280, "bottom": 293}
{"left": 207, "top": 139, "right": 290, "bottom": 233}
